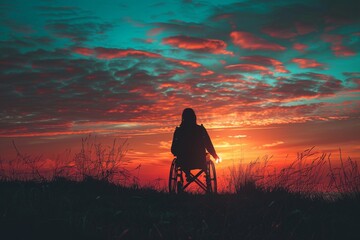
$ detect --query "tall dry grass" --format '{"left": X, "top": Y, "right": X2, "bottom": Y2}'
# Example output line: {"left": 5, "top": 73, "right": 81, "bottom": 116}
{"left": 1, "top": 139, "right": 359, "bottom": 197}
{"left": 228, "top": 147, "right": 360, "bottom": 198}
{"left": 0, "top": 135, "right": 130, "bottom": 185}
{"left": 73, "top": 135, "right": 130, "bottom": 183}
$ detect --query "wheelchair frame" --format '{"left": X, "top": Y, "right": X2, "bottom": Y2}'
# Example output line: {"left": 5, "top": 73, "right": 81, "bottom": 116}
{"left": 168, "top": 157, "right": 217, "bottom": 194}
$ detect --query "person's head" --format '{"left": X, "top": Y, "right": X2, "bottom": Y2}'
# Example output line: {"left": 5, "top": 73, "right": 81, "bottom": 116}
{"left": 181, "top": 108, "right": 197, "bottom": 126}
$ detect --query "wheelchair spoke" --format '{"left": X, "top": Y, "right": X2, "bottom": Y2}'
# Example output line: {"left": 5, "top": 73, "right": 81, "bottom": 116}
{"left": 169, "top": 158, "right": 183, "bottom": 193}
{"left": 194, "top": 178, "right": 208, "bottom": 191}
{"left": 169, "top": 158, "right": 217, "bottom": 194}
{"left": 207, "top": 160, "right": 217, "bottom": 193}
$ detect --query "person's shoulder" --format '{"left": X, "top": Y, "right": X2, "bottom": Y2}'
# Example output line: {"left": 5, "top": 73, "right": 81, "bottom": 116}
{"left": 196, "top": 124, "right": 206, "bottom": 131}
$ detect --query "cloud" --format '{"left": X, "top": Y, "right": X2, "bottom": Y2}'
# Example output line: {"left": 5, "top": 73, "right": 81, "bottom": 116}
{"left": 240, "top": 55, "right": 289, "bottom": 73}
{"left": 315, "top": 74, "right": 344, "bottom": 95}
{"left": 166, "top": 58, "right": 202, "bottom": 68}
{"left": 0, "top": 48, "right": 175, "bottom": 136}
{"left": 147, "top": 27, "right": 164, "bottom": 37}
{"left": 262, "top": 22, "right": 315, "bottom": 39}
{"left": 229, "top": 135, "right": 247, "bottom": 138}
{"left": 1, "top": 0, "right": 359, "bottom": 140}
{"left": 225, "top": 64, "right": 272, "bottom": 75}
{"left": 331, "top": 45, "right": 356, "bottom": 57}
{"left": 262, "top": 26, "right": 298, "bottom": 39}
{"left": 274, "top": 79, "right": 319, "bottom": 99}
{"left": 159, "top": 140, "right": 172, "bottom": 149}
{"left": 73, "top": 47, "right": 162, "bottom": 59}
{"left": 295, "top": 22, "right": 316, "bottom": 35}
{"left": 292, "top": 58, "right": 325, "bottom": 69}
{"left": 230, "top": 31, "right": 285, "bottom": 51}
{"left": 157, "top": 69, "right": 186, "bottom": 78}
{"left": 322, "top": 34, "right": 356, "bottom": 57}
{"left": 133, "top": 38, "right": 154, "bottom": 44}
{"left": 293, "top": 43, "right": 308, "bottom": 52}
{"left": 274, "top": 72, "right": 343, "bottom": 99}
{"left": 0, "top": 44, "right": 350, "bottom": 138}
{"left": 162, "top": 35, "right": 233, "bottom": 55}
{"left": 262, "top": 141, "right": 284, "bottom": 147}
{"left": 0, "top": 35, "right": 53, "bottom": 49}
{"left": 73, "top": 46, "right": 203, "bottom": 69}
{"left": 35, "top": 4, "right": 115, "bottom": 44}
{"left": 343, "top": 72, "right": 360, "bottom": 90}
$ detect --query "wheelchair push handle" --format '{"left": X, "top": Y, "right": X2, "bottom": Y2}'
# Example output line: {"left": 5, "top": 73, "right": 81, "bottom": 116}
{"left": 206, "top": 152, "right": 222, "bottom": 164}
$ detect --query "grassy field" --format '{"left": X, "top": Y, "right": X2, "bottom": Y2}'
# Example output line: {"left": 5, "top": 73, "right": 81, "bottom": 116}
{"left": 0, "top": 178, "right": 359, "bottom": 240}
{"left": 1, "top": 142, "right": 359, "bottom": 239}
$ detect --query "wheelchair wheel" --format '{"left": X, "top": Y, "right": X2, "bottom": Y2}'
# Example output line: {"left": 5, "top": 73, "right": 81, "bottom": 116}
{"left": 206, "top": 160, "right": 217, "bottom": 193}
{"left": 169, "top": 158, "right": 183, "bottom": 193}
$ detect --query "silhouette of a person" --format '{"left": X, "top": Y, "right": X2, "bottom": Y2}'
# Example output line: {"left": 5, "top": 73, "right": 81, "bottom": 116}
{"left": 171, "top": 108, "right": 219, "bottom": 181}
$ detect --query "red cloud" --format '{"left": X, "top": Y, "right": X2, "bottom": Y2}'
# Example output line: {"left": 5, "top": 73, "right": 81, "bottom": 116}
{"left": 240, "top": 55, "right": 289, "bottom": 73}
{"left": 74, "top": 46, "right": 202, "bottom": 68}
{"left": 331, "top": 45, "right": 356, "bottom": 57}
{"left": 95, "top": 48, "right": 161, "bottom": 59}
{"left": 322, "top": 34, "right": 356, "bottom": 57}
{"left": 74, "top": 47, "right": 94, "bottom": 56}
{"left": 147, "top": 27, "right": 164, "bottom": 37}
{"left": 294, "top": 22, "right": 316, "bottom": 35}
{"left": 262, "top": 27, "right": 297, "bottom": 39}
{"left": 262, "top": 22, "right": 315, "bottom": 39}
{"left": 292, "top": 58, "right": 325, "bottom": 69}
{"left": 322, "top": 34, "right": 343, "bottom": 43}
{"left": 167, "top": 58, "right": 201, "bottom": 68}
{"left": 230, "top": 31, "right": 285, "bottom": 51}
{"left": 158, "top": 69, "right": 186, "bottom": 78}
{"left": 74, "top": 47, "right": 161, "bottom": 59}
{"left": 200, "top": 70, "right": 214, "bottom": 76}
{"left": 293, "top": 43, "right": 308, "bottom": 52}
{"left": 162, "top": 35, "right": 233, "bottom": 55}
{"left": 225, "top": 64, "right": 272, "bottom": 75}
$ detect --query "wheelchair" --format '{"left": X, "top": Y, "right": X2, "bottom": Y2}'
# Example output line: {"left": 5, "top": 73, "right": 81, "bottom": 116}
{"left": 168, "top": 156, "right": 217, "bottom": 194}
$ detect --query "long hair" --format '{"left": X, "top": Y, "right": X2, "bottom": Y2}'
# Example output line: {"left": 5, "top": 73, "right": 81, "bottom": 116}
{"left": 181, "top": 108, "right": 197, "bottom": 127}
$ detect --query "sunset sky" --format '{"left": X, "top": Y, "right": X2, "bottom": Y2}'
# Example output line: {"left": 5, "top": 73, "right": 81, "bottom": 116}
{"left": 0, "top": 0, "right": 359, "bottom": 184}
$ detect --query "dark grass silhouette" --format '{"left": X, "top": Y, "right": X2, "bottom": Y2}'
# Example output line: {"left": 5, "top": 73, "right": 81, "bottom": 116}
{"left": 1, "top": 139, "right": 360, "bottom": 239}
{"left": 1, "top": 135, "right": 131, "bottom": 184}
{"left": 0, "top": 178, "right": 359, "bottom": 240}
{"left": 227, "top": 147, "right": 360, "bottom": 198}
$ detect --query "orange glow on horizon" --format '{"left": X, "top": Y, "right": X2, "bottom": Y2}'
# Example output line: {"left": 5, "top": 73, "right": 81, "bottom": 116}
{"left": 0, "top": 110, "right": 359, "bottom": 192}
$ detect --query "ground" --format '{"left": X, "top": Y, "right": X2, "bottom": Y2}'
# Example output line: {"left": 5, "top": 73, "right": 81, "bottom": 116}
{"left": 0, "top": 179, "right": 359, "bottom": 240}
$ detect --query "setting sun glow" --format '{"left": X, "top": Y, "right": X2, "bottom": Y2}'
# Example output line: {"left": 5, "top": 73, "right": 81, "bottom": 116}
{"left": 0, "top": 0, "right": 359, "bottom": 188}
